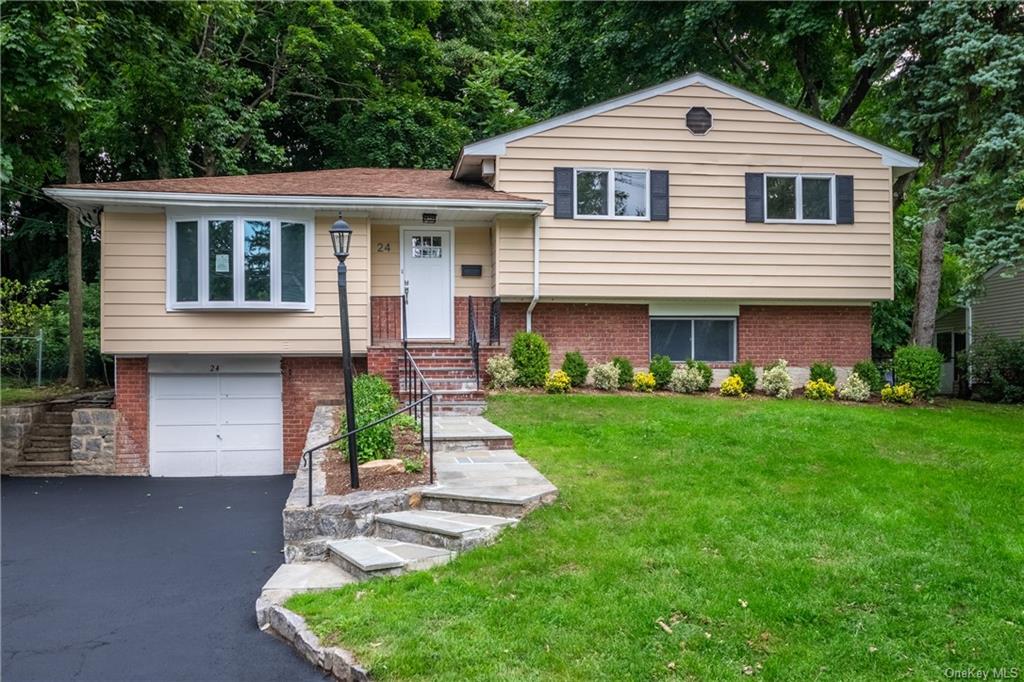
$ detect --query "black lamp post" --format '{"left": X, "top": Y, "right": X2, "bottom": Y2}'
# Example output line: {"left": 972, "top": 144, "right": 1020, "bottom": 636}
{"left": 330, "top": 215, "right": 359, "bottom": 489}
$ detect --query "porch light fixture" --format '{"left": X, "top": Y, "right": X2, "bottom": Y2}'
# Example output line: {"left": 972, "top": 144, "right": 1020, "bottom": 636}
{"left": 421, "top": 212, "right": 437, "bottom": 224}
{"left": 331, "top": 214, "right": 359, "bottom": 488}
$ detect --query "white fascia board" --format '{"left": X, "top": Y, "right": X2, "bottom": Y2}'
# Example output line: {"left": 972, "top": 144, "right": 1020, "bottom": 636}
{"left": 461, "top": 72, "right": 921, "bottom": 170}
{"left": 42, "top": 188, "right": 546, "bottom": 214}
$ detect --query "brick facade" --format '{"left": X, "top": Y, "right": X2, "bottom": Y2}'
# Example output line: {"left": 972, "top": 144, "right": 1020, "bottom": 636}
{"left": 737, "top": 305, "right": 871, "bottom": 366}
{"left": 113, "top": 357, "right": 149, "bottom": 475}
{"left": 370, "top": 295, "right": 403, "bottom": 345}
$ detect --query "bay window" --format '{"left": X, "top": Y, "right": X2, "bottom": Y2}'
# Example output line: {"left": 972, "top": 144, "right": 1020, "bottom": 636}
{"left": 650, "top": 317, "right": 736, "bottom": 363}
{"left": 765, "top": 174, "right": 835, "bottom": 223}
{"left": 167, "top": 213, "right": 314, "bottom": 310}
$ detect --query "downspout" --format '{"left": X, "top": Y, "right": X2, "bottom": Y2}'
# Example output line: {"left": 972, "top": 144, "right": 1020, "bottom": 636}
{"left": 526, "top": 214, "right": 540, "bottom": 331}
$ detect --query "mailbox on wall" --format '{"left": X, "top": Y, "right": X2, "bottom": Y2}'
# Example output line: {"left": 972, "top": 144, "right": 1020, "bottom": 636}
{"left": 461, "top": 264, "right": 483, "bottom": 277}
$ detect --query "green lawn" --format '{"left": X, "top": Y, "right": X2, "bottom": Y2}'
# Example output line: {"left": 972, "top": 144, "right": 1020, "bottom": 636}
{"left": 0, "top": 382, "right": 81, "bottom": 405}
{"left": 289, "top": 395, "right": 1024, "bottom": 680}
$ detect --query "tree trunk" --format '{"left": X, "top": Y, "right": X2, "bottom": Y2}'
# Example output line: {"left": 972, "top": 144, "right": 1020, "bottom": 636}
{"left": 910, "top": 203, "right": 950, "bottom": 346}
{"left": 65, "top": 127, "right": 86, "bottom": 388}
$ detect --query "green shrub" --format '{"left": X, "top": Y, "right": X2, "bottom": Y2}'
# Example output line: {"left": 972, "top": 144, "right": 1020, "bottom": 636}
{"left": 809, "top": 362, "right": 837, "bottom": 385}
{"left": 804, "top": 378, "right": 836, "bottom": 401}
{"left": 349, "top": 374, "right": 398, "bottom": 463}
{"left": 590, "top": 362, "right": 620, "bottom": 390}
{"left": 729, "top": 360, "right": 757, "bottom": 392}
{"left": 761, "top": 359, "right": 793, "bottom": 399}
{"left": 962, "top": 333, "right": 1024, "bottom": 404}
{"left": 719, "top": 375, "right": 745, "bottom": 397}
{"left": 633, "top": 371, "right": 656, "bottom": 392}
{"left": 893, "top": 345, "right": 942, "bottom": 399}
{"left": 545, "top": 370, "right": 572, "bottom": 394}
{"left": 852, "top": 360, "right": 883, "bottom": 393}
{"left": 403, "top": 458, "right": 424, "bottom": 473}
{"left": 611, "top": 356, "right": 634, "bottom": 389}
{"left": 561, "top": 351, "right": 589, "bottom": 388}
{"left": 685, "top": 360, "right": 713, "bottom": 391}
{"left": 649, "top": 355, "right": 673, "bottom": 390}
{"left": 881, "top": 382, "right": 915, "bottom": 404}
{"left": 668, "top": 364, "right": 705, "bottom": 393}
{"left": 510, "top": 332, "right": 550, "bottom": 387}
{"left": 838, "top": 374, "right": 871, "bottom": 402}
{"left": 486, "top": 354, "right": 518, "bottom": 389}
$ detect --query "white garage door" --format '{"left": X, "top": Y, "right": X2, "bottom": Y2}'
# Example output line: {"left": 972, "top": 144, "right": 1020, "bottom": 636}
{"left": 150, "top": 371, "right": 283, "bottom": 477}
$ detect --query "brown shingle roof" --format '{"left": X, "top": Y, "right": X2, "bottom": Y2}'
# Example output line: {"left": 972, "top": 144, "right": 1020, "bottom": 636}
{"left": 54, "top": 167, "right": 534, "bottom": 202}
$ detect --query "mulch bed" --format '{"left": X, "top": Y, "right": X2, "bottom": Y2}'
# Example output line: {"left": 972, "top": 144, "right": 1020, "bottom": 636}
{"left": 324, "top": 423, "right": 431, "bottom": 495}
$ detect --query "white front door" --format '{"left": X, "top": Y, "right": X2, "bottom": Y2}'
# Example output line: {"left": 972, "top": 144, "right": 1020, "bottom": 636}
{"left": 401, "top": 228, "right": 453, "bottom": 339}
{"left": 150, "top": 371, "right": 283, "bottom": 476}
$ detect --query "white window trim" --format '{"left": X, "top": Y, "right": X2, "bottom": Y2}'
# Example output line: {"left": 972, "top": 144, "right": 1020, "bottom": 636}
{"left": 649, "top": 316, "right": 737, "bottom": 363}
{"left": 763, "top": 173, "right": 836, "bottom": 224}
{"left": 572, "top": 168, "right": 651, "bottom": 221}
{"left": 166, "top": 210, "right": 315, "bottom": 311}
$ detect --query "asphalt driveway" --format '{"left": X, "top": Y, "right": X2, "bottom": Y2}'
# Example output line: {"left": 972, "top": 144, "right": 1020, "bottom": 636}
{"left": 1, "top": 476, "right": 326, "bottom": 682}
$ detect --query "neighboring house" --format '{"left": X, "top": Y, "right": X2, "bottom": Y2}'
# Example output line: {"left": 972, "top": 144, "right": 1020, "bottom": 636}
{"left": 934, "top": 266, "right": 1024, "bottom": 394}
{"left": 44, "top": 72, "right": 919, "bottom": 477}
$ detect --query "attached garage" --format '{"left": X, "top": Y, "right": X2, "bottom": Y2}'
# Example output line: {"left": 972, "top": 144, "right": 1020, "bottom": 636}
{"left": 149, "top": 356, "right": 283, "bottom": 477}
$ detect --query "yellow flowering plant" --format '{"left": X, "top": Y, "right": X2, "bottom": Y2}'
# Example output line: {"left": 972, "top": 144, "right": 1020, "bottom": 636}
{"left": 804, "top": 378, "right": 836, "bottom": 400}
{"left": 633, "top": 371, "right": 656, "bottom": 392}
{"left": 881, "top": 382, "right": 915, "bottom": 404}
{"left": 719, "top": 374, "right": 745, "bottom": 397}
{"left": 544, "top": 370, "right": 572, "bottom": 394}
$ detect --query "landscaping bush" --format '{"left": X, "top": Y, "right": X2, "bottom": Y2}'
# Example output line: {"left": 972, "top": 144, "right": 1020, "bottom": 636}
{"left": 544, "top": 370, "right": 572, "bottom": 394}
{"left": 852, "top": 359, "right": 884, "bottom": 393}
{"left": 590, "top": 362, "right": 620, "bottom": 391}
{"left": 668, "top": 364, "right": 704, "bottom": 393}
{"left": 350, "top": 374, "right": 398, "bottom": 463}
{"left": 486, "top": 354, "right": 518, "bottom": 390}
{"left": 685, "top": 359, "right": 713, "bottom": 391}
{"left": 561, "top": 351, "right": 589, "bottom": 388}
{"left": 611, "top": 356, "right": 634, "bottom": 389}
{"left": 649, "top": 355, "right": 674, "bottom": 390}
{"left": 809, "top": 361, "right": 837, "bottom": 385}
{"left": 510, "top": 332, "right": 550, "bottom": 387}
{"left": 719, "top": 374, "right": 745, "bottom": 397}
{"left": 893, "top": 345, "right": 942, "bottom": 399}
{"left": 633, "top": 371, "right": 656, "bottom": 392}
{"left": 804, "top": 378, "right": 836, "bottom": 401}
{"left": 729, "top": 360, "right": 757, "bottom": 392}
{"left": 881, "top": 382, "right": 915, "bottom": 404}
{"left": 838, "top": 373, "right": 871, "bottom": 402}
{"left": 962, "top": 333, "right": 1024, "bottom": 403}
{"left": 761, "top": 359, "right": 793, "bottom": 399}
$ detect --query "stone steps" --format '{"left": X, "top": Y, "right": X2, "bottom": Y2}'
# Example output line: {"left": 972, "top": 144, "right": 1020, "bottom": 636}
{"left": 326, "top": 537, "right": 452, "bottom": 581}
{"left": 9, "top": 460, "right": 75, "bottom": 475}
{"left": 374, "top": 510, "right": 516, "bottom": 551}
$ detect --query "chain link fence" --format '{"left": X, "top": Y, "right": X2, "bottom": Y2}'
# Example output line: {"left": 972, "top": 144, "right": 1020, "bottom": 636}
{"left": 1, "top": 331, "right": 45, "bottom": 386}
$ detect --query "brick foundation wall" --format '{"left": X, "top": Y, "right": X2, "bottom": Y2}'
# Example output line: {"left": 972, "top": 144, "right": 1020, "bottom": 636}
{"left": 737, "top": 305, "right": 872, "bottom": 366}
{"left": 454, "top": 296, "right": 497, "bottom": 344}
{"left": 114, "top": 357, "right": 149, "bottom": 475}
{"left": 371, "top": 296, "right": 403, "bottom": 344}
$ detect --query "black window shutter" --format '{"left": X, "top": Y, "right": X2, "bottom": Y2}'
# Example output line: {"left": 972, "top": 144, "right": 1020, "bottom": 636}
{"left": 745, "top": 173, "right": 764, "bottom": 223}
{"left": 836, "top": 175, "right": 854, "bottom": 224}
{"left": 650, "top": 170, "right": 669, "bottom": 221}
{"left": 553, "top": 167, "right": 574, "bottom": 218}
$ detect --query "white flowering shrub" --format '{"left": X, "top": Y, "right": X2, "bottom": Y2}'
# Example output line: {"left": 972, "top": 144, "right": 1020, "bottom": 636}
{"left": 590, "top": 362, "right": 620, "bottom": 391}
{"left": 838, "top": 373, "right": 871, "bottom": 402}
{"left": 668, "top": 364, "right": 706, "bottom": 393}
{"left": 762, "top": 359, "right": 794, "bottom": 399}
{"left": 487, "top": 354, "right": 518, "bottom": 390}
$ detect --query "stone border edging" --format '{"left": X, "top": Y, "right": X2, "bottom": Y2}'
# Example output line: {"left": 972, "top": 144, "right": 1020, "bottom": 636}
{"left": 256, "top": 598, "right": 369, "bottom": 681}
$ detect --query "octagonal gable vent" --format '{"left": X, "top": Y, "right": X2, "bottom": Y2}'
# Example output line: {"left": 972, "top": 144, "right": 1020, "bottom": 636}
{"left": 685, "top": 106, "right": 713, "bottom": 135}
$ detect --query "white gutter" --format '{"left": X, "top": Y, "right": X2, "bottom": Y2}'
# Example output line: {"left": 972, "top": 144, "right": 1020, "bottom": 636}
{"left": 42, "top": 188, "right": 546, "bottom": 214}
{"left": 526, "top": 214, "right": 540, "bottom": 331}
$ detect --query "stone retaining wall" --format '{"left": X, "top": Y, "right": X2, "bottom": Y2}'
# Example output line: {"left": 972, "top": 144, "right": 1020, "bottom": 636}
{"left": 0, "top": 404, "right": 46, "bottom": 472}
{"left": 70, "top": 408, "right": 118, "bottom": 475}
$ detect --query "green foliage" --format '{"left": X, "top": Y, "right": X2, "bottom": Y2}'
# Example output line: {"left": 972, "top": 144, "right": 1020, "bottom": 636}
{"left": 852, "top": 360, "right": 884, "bottom": 393}
{"left": 893, "top": 345, "right": 942, "bottom": 399}
{"left": 486, "top": 354, "right": 518, "bottom": 390}
{"left": 544, "top": 370, "right": 572, "bottom": 394}
{"left": 685, "top": 360, "right": 714, "bottom": 391}
{"left": 403, "top": 457, "right": 424, "bottom": 474}
{"left": 510, "top": 332, "right": 550, "bottom": 387}
{"left": 648, "top": 355, "right": 673, "bottom": 390}
{"left": 668, "top": 363, "right": 711, "bottom": 394}
{"left": 348, "top": 374, "right": 398, "bottom": 463}
{"left": 560, "top": 351, "right": 589, "bottom": 388}
{"left": 719, "top": 375, "right": 745, "bottom": 397}
{"left": 632, "top": 371, "right": 656, "bottom": 393}
{"left": 809, "top": 362, "right": 837, "bottom": 385}
{"left": 963, "top": 333, "right": 1024, "bottom": 404}
{"left": 729, "top": 361, "right": 757, "bottom": 392}
{"left": 804, "top": 379, "right": 836, "bottom": 401}
{"left": 590, "top": 362, "right": 619, "bottom": 391}
{"left": 611, "top": 357, "right": 633, "bottom": 389}
{"left": 838, "top": 374, "right": 871, "bottom": 402}
{"left": 761, "top": 359, "right": 793, "bottom": 399}
{"left": 882, "top": 383, "right": 915, "bottom": 405}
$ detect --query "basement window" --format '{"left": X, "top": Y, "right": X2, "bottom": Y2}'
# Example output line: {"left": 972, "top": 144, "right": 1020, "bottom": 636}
{"left": 167, "top": 212, "right": 314, "bottom": 310}
{"left": 650, "top": 317, "right": 736, "bottom": 362}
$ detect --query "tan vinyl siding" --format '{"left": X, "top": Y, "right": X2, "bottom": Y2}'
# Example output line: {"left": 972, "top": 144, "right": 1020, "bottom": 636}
{"left": 370, "top": 223, "right": 494, "bottom": 297}
{"left": 973, "top": 269, "right": 1024, "bottom": 339}
{"left": 497, "top": 83, "right": 894, "bottom": 301}
{"left": 370, "top": 224, "right": 400, "bottom": 295}
{"left": 100, "top": 211, "right": 369, "bottom": 355}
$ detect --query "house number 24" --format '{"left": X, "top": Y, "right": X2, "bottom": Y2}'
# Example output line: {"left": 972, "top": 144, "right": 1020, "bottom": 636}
{"left": 376, "top": 242, "right": 391, "bottom": 252}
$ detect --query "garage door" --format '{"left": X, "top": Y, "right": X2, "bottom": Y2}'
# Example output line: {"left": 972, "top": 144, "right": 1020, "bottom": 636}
{"left": 150, "top": 371, "right": 283, "bottom": 477}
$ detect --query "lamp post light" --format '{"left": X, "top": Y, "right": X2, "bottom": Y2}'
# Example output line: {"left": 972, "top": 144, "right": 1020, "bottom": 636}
{"left": 330, "top": 215, "right": 359, "bottom": 489}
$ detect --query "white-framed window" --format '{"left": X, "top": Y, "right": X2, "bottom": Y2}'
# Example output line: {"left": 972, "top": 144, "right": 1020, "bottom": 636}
{"left": 574, "top": 168, "right": 650, "bottom": 219}
{"left": 764, "top": 174, "right": 835, "bottom": 223}
{"left": 167, "top": 211, "right": 315, "bottom": 311}
{"left": 650, "top": 317, "right": 737, "bottom": 363}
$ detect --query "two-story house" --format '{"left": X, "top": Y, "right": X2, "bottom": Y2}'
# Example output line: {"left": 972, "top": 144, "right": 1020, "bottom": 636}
{"left": 45, "top": 72, "right": 919, "bottom": 477}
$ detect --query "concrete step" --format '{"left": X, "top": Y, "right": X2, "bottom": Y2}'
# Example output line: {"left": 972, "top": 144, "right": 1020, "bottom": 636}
{"left": 433, "top": 402, "right": 486, "bottom": 415}
{"left": 409, "top": 354, "right": 474, "bottom": 363}
{"left": 326, "top": 537, "right": 451, "bottom": 581}
{"left": 405, "top": 366, "right": 477, "bottom": 376}
{"left": 402, "top": 380, "right": 479, "bottom": 393}
{"left": 374, "top": 510, "right": 516, "bottom": 551}
{"left": 259, "top": 561, "right": 356, "bottom": 605}
{"left": 421, "top": 475, "right": 559, "bottom": 518}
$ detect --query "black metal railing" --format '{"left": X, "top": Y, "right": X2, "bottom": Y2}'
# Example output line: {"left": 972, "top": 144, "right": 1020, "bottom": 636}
{"left": 301, "top": 295, "right": 434, "bottom": 506}
{"left": 489, "top": 297, "right": 501, "bottom": 346}
{"left": 468, "top": 295, "right": 481, "bottom": 390}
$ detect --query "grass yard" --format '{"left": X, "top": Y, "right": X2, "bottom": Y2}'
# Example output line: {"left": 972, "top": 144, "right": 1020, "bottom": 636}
{"left": 289, "top": 395, "right": 1024, "bottom": 680}
{"left": 0, "top": 382, "right": 81, "bottom": 405}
